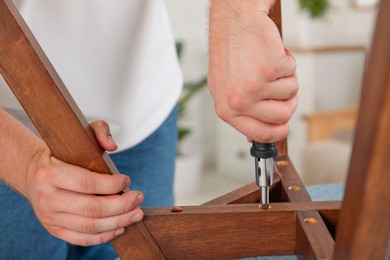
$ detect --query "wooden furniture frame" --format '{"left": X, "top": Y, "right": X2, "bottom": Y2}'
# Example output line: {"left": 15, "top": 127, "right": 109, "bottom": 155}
{"left": 1, "top": 0, "right": 389, "bottom": 259}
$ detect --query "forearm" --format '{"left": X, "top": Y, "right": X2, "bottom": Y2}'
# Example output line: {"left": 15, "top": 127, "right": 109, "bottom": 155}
{"left": 0, "top": 107, "right": 48, "bottom": 196}
{"left": 209, "top": 0, "right": 275, "bottom": 16}
{"left": 209, "top": 0, "right": 286, "bottom": 76}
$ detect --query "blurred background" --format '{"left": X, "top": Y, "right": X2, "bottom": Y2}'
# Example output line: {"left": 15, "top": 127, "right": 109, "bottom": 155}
{"left": 164, "top": 0, "right": 378, "bottom": 205}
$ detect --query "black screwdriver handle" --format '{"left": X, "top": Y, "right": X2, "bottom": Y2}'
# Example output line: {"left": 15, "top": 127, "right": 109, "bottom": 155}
{"left": 250, "top": 142, "right": 278, "bottom": 159}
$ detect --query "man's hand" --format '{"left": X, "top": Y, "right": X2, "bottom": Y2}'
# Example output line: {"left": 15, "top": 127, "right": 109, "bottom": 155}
{"left": 24, "top": 120, "right": 143, "bottom": 246}
{"left": 208, "top": 0, "right": 298, "bottom": 143}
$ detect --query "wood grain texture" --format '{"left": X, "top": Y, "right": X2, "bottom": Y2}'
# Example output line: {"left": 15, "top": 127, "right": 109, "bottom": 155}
{"left": 144, "top": 202, "right": 342, "bottom": 216}
{"left": 296, "top": 211, "right": 335, "bottom": 260}
{"left": 141, "top": 202, "right": 341, "bottom": 259}
{"left": 112, "top": 222, "right": 166, "bottom": 259}
{"left": 203, "top": 174, "right": 281, "bottom": 205}
{"left": 0, "top": 0, "right": 165, "bottom": 258}
{"left": 274, "top": 155, "right": 337, "bottom": 258}
{"left": 334, "top": 0, "right": 390, "bottom": 259}
{"left": 146, "top": 211, "right": 294, "bottom": 259}
{"left": 275, "top": 156, "right": 312, "bottom": 202}
{"left": 318, "top": 209, "right": 340, "bottom": 239}
{"left": 270, "top": 0, "right": 289, "bottom": 158}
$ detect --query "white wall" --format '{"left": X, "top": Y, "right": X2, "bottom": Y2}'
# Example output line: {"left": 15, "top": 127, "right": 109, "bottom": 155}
{"left": 165, "top": 0, "right": 377, "bottom": 180}
{"left": 282, "top": 0, "right": 377, "bottom": 45}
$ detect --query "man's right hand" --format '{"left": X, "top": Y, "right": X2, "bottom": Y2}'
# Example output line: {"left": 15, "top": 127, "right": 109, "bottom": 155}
{"left": 208, "top": 0, "right": 299, "bottom": 143}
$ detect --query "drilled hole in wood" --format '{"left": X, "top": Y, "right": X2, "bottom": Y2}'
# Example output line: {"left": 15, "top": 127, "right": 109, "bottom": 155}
{"left": 171, "top": 206, "right": 183, "bottom": 213}
{"left": 304, "top": 218, "right": 318, "bottom": 224}
{"left": 258, "top": 204, "right": 272, "bottom": 209}
{"left": 276, "top": 160, "right": 288, "bottom": 166}
{"left": 288, "top": 185, "right": 301, "bottom": 191}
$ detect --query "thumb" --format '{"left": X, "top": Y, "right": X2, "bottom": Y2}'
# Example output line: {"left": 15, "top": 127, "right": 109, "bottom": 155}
{"left": 89, "top": 120, "right": 118, "bottom": 151}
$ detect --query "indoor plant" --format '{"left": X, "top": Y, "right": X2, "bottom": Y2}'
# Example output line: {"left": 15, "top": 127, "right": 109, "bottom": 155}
{"left": 298, "top": 0, "right": 330, "bottom": 19}
{"left": 297, "top": 0, "right": 331, "bottom": 46}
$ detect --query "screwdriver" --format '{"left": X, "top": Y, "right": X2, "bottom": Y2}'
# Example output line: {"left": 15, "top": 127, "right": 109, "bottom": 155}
{"left": 250, "top": 142, "right": 278, "bottom": 209}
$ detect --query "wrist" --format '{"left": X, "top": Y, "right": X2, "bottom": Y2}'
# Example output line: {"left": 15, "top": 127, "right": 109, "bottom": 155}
{"left": 210, "top": 0, "right": 275, "bottom": 14}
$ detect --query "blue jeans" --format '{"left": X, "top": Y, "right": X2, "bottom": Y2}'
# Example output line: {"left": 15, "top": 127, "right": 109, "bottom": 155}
{"left": 0, "top": 105, "right": 178, "bottom": 260}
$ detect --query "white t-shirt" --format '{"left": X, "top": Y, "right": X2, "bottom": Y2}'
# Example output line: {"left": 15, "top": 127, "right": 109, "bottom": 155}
{"left": 0, "top": 0, "right": 182, "bottom": 151}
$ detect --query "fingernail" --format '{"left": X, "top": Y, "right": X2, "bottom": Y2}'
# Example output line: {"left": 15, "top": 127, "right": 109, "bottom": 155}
{"left": 136, "top": 193, "right": 144, "bottom": 205}
{"left": 123, "top": 177, "right": 131, "bottom": 188}
{"left": 107, "top": 135, "right": 117, "bottom": 147}
{"left": 114, "top": 228, "right": 125, "bottom": 236}
{"left": 131, "top": 211, "right": 143, "bottom": 222}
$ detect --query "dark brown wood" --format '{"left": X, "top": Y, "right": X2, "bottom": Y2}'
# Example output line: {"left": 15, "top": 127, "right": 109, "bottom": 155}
{"left": 112, "top": 222, "right": 167, "bottom": 259}
{"left": 140, "top": 202, "right": 341, "bottom": 259}
{"left": 203, "top": 174, "right": 281, "bottom": 205}
{"left": 144, "top": 201, "right": 342, "bottom": 216}
{"left": 296, "top": 211, "right": 335, "bottom": 260}
{"left": 334, "top": 0, "right": 390, "bottom": 259}
{"left": 147, "top": 210, "right": 294, "bottom": 259}
{"left": 275, "top": 155, "right": 337, "bottom": 258}
{"left": 275, "top": 156, "right": 311, "bottom": 202}
{"left": 318, "top": 209, "right": 339, "bottom": 239}
{"left": 270, "top": 0, "right": 289, "bottom": 158}
{"left": 0, "top": 1, "right": 165, "bottom": 258}
{"left": 203, "top": 182, "right": 261, "bottom": 205}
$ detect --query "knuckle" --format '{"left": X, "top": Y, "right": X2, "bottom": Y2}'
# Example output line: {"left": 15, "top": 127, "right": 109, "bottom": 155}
{"left": 254, "top": 132, "right": 273, "bottom": 144}
{"left": 289, "top": 75, "right": 299, "bottom": 96}
{"left": 278, "top": 124, "right": 290, "bottom": 140}
{"left": 85, "top": 201, "right": 103, "bottom": 217}
{"left": 277, "top": 109, "right": 291, "bottom": 125}
{"left": 34, "top": 166, "right": 51, "bottom": 184}
{"left": 121, "top": 194, "right": 135, "bottom": 213}
{"left": 47, "top": 226, "right": 61, "bottom": 238}
{"left": 117, "top": 218, "right": 127, "bottom": 229}
{"left": 77, "top": 236, "right": 90, "bottom": 247}
{"left": 82, "top": 221, "right": 99, "bottom": 234}
{"left": 35, "top": 190, "right": 53, "bottom": 211}
{"left": 263, "top": 65, "right": 279, "bottom": 81}
{"left": 274, "top": 103, "right": 295, "bottom": 125}
{"left": 227, "top": 93, "right": 247, "bottom": 113}
{"left": 214, "top": 102, "right": 229, "bottom": 121}
{"left": 39, "top": 212, "right": 55, "bottom": 227}
{"left": 80, "top": 176, "right": 97, "bottom": 194}
{"left": 122, "top": 201, "right": 130, "bottom": 214}
{"left": 99, "top": 234, "right": 110, "bottom": 244}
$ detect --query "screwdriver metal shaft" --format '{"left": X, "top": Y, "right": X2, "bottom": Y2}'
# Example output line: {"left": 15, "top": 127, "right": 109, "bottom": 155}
{"left": 250, "top": 142, "right": 277, "bottom": 209}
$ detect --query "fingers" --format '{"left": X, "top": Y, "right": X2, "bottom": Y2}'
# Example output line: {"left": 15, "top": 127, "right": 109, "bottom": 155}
{"left": 42, "top": 191, "right": 144, "bottom": 246}
{"left": 260, "top": 73, "right": 299, "bottom": 101}
{"left": 245, "top": 96, "right": 298, "bottom": 126}
{"left": 49, "top": 226, "right": 126, "bottom": 247}
{"left": 89, "top": 120, "right": 117, "bottom": 151}
{"left": 25, "top": 141, "right": 145, "bottom": 246}
{"left": 230, "top": 115, "right": 290, "bottom": 143}
{"left": 49, "top": 157, "right": 130, "bottom": 194}
{"left": 273, "top": 47, "right": 297, "bottom": 79}
{"left": 51, "top": 189, "right": 144, "bottom": 218}
{"left": 53, "top": 207, "right": 144, "bottom": 235}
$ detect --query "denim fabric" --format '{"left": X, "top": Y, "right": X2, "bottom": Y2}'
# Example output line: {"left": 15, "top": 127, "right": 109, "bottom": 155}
{"left": 0, "top": 105, "right": 177, "bottom": 260}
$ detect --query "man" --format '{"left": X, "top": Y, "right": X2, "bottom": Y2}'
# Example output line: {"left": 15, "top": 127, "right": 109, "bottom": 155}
{"left": 0, "top": 0, "right": 297, "bottom": 259}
